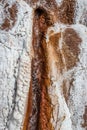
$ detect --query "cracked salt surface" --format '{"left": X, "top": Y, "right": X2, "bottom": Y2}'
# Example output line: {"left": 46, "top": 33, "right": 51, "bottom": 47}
{"left": 0, "top": 0, "right": 33, "bottom": 130}
{"left": 68, "top": 24, "right": 87, "bottom": 130}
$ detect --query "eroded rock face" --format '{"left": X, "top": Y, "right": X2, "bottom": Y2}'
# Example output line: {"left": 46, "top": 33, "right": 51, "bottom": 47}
{"left": 0, "top": 0, "right": 87, "bottom": 130}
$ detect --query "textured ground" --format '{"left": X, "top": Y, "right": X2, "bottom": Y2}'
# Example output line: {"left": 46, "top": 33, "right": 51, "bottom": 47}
{"left": 0, "top": 0, "right": 87, "bottom": 130}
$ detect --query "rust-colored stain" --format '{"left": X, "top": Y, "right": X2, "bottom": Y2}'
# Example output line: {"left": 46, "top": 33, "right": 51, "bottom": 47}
{"left": 63, "top": 28, "right": 82, "bottom": 70}
{"left": 61, "top": 28, "right": 82, "bottom": 101}
{"left": 47, "top": 32, "right": 64, "bottom": 74}
{"left": 39, "top": 39, "right": 53, "bottom": 130}
{"left": 63, "top": 28, "right": 81, "bottom": 55}
{"left": 39, "top": 81, "right": 53, "bottom": 130}
{"left": 1, "top": 3, "right": 18, "bottom": 30}
{"left": 1, "top": 18, "right": 10, "bottom": 30}
{"left": 62, "top": 80, "right": 69, "bottom": 102}
{"left": 58, "top": 0, "right": 76, "bottom": 24}
{"left": 8, "top": 4, "right": 18, "bottom": 21}
{"left": 49, "top": 33, "right": 61, "bottom": 48}
{"left": 23, "top": 7, "right": 53, "bottom": 130}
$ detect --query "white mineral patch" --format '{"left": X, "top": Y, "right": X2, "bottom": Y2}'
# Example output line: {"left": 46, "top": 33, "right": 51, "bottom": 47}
{"left": 56, "top": 0, "right": 63, "bottom": 6}
{"left": 0, "top": 0, "right": 33, "bottom": 130}
{"left": 75, "top": 0, "right": 87, "bottom": 24}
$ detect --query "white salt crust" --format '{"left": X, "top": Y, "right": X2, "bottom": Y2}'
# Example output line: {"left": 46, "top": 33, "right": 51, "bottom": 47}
{"left": 0, "top": 0, "right": 33, "bottom": 130}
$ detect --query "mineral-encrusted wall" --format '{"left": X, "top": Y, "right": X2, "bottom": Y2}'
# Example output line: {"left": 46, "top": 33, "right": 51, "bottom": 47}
{"left": 0, "top": 1, "right": 33, "bottom": 129}
{"left": 0, "top": 0, "right": 87, "bottom": 130}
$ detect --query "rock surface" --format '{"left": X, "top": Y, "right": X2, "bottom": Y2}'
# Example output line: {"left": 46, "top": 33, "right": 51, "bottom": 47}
{"left": 0, "top": 0, "right": 87, "bottom": 130}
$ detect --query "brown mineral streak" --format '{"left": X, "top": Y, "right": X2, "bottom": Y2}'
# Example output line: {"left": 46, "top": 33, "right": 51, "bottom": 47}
{"left": 1, "top": 3, "right": 17, "bottom": 30}
{"left": 63, "top": 28, "right": 81, "bottom": 55}
{"left": 8, "top": 4, "right": 17, "bottom": 21}
{"left": 23, "top": 7, "right": 53, "bottom": 130}
{"left": 47, "top": 33, "right": 64, "bottom": 73}
{"left": 63, "top": 28, "right": 82, "bottom": 70}
{"left": 1, "top": 18, "right": 10, "bottom": 30}
{"left": 39, "top": 38, "right": 53, "bottom": 130}
{"left": 61, "top": 28, "right": 82, "bottom": 102}
{"left": 58, "top": 0, "right": 76, "bottom": 24}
